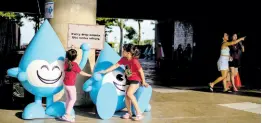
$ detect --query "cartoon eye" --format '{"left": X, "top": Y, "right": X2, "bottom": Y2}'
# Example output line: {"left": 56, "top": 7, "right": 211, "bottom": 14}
{"left": 41, "top": 65, "right": 49, "bottom": 71}
{"left": 116, "top": 74, "right": 124, "bottom": 81}
{"left": 52, "top": 66, "right": 60, "bottom": 71}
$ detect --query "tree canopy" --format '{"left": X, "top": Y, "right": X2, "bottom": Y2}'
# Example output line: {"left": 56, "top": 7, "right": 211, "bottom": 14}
{"left": 0, "top": 12, "right": 23, "bottom": 26}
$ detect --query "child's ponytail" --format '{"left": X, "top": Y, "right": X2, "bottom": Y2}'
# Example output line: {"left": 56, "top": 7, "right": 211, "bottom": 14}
{"left": 67, "top": 60, "right": 73, "bottom": 71}
{"left": 132, "top": 47, "right": 140, "bottom": 59}
{"left": 66, "top": 49, "right": 78, "bottom": 71}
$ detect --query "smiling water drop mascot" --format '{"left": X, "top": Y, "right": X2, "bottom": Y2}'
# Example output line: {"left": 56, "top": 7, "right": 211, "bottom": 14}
{"left": 83, "top": 42, "right": 152, "bottom": 120}
{"left": 7, "top": 20, "right": 90, "bottom": 119}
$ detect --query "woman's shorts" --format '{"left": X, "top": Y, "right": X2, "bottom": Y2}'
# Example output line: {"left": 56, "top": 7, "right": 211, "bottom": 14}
{"left": 217, "top": 56, "right": 229, "bottom": 71}
{"left": 229, "top": 59, "right": 240, "bottom": 67}
{"left": 126, "top": 80, "right": 140, "bottom": 85}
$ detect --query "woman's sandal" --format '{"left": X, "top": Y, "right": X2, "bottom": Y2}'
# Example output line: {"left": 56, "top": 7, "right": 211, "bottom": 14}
{"left": 133, "top": 114, "right": 144, "bottom": 121}
{"left": 121, "top": 113, "right": 132, "bottom": 119}
{"left": 223, "top": 88, "right": 232, "bottom": 93}
{"left": 233, "top": 87, "right": 238, "bottom": 92}
{"left": 208, "top": 83, "right": 213, "bottom": 92}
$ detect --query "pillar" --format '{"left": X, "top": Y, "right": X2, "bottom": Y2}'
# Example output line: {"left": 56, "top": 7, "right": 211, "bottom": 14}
{"left": 154, "top": 20, "right": 174, "bottom": 86}
{"left": 155, "top": 20, "right": 174, "bottom": 61}
{"left": 48, "top": 0, "right": 97, "bottom": 106}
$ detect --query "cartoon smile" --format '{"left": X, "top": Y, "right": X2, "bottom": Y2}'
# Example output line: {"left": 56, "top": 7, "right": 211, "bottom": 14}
{"left": 27, "top": 60, "right": 64, "bottom": 87}
{"left": 37, "top": 71, "right": 62, "bottom": 84}
{"left": 102, "top": 70, "right": 127, "bottom": 95}
{"left": 113, "top": 81, "right": 126, "bottom": 92}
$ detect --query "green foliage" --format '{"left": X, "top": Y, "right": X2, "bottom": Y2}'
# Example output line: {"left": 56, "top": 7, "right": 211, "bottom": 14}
{"left": 143, "top": 39, "right": 153, "bottom": 45}
{"left": 114, "top": 19, "right": 127, "bottom": 29}
{"left": 96, "top": 17, "right": 117, "bottom": 35}
{"left": 96, "top": 18, "right": 126, "bottom": 55}
{"left": 96, "top": 17, "right": 116, "bottom": 28}
{"left": 124, "top": 26, "right": 137, "bottom": 40}
{"left": 23, "top": 13, "right": 44, "bottom": 32}
{"left": 23, "top": 14, "right": 44, "bottom": 22}
{"left": 0, "top": 12, "right": 16, "bottom": 19}
{"left": 107, "top": 42, "right": 115, "bottom": 47}
{"left": 131, "top": 39, "right": 153, "bottom": 45}
{"left": 131, "top": 38, "right": 139, "bottom": 45}
{"left": 0, "top": 12, "right": 23, "bottom": 26}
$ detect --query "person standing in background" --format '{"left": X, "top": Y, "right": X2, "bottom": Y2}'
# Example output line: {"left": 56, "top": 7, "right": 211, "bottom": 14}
{"left": 147, "top": 45, "right": 153, "bottom": 60}
{"left": 156, "top": 42, "right": 164, "bottom": 69}
{"left": 143, "top": 46, "right": 149, "bottom": 60}
{"left": 176, "top": 44, "right": 183, "bottom": 68}
{"left": 209, "top": 33, "right": 245, "bottom": 92}
{"left": 184, "top": 43, "right": 192, "bottom": 68}
{"left": 228, "top": 33, "right": 245, "bottom": 91}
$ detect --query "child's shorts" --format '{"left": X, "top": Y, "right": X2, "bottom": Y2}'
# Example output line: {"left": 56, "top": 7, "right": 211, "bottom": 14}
{"left": 126, "top": 80, "right": 140, "bottom": 85}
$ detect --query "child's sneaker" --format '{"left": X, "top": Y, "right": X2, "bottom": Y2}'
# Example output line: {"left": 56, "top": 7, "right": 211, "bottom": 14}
{"left": 60, "top": 115, "right": 75, "bottom": 122}
{"left": 133, "top": 114, "right": 144, "bottom": 121}
{"left": 121, "top": 113, "right": 132, "bottom": 119}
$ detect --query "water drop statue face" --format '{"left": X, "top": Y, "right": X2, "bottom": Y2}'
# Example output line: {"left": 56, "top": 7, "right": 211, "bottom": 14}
{"left": 7, "top": 20, "right": 90, "bottom": 119}
{"left": 83, "top": 42, "right": 152, "bottom": 120}
{"left": 83, "top": 43, "right": 127, "bottom": 116}
{"left": 102, "top": 69, "right": 127, "bottom": 95}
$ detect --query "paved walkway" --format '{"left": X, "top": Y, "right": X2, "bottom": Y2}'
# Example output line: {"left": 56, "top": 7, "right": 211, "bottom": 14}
{"left": 0, "top": 59, "right": 260, "bottom": 123}
{"left": 0, "top": 87, "right": 260, "bottom": 123}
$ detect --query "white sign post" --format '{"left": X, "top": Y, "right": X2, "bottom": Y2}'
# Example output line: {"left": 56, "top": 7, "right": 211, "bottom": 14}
{"left": 67, "top": 24, "right": 105, "bottom": 50}
{"left": 45, "top": 2, "right": 54, "bottom": 19}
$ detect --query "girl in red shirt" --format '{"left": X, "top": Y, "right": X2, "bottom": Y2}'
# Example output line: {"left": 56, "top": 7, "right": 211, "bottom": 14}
{"left": 100, "top": 44, "right": 149, "bottom": 121}
{"left": 62, "top": 49, "right": 91, "bottom": 122}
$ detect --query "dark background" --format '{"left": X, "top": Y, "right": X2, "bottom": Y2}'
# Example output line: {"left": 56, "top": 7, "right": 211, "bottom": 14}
{"left": 0, "top": 0, "right": 260, "bottom": 89}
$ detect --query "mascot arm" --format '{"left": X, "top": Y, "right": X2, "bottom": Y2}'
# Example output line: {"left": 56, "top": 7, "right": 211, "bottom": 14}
{"left": 83, "top": 79, "right": 93, "bottom": 92}
{"left": 18, "top": 72, "right": 28, "bottom": 82}
{"left": 79, "top": 43, "right": 90, "bottom": 70}
{"left": 7, "top": 67, "right": 19, "bottom": 78}
{"left": 7, "top": 67, "right": 28, "bottom": 83}
{"left": 83, "top": 73, "right": 102, "bottom": 92}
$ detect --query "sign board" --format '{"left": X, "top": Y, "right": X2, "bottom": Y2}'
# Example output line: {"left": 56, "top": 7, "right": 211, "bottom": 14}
{"left": 67, "top": 24, "right": 105, "bottom": 50}
{"left": 45, "top": 2, "right": 54, "bottom": 18}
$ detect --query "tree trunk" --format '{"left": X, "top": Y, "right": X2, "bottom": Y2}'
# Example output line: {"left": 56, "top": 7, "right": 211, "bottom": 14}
{"left": 34, "top": 15, "right": 40, "bottom": 33}
{"left": 119, "top": 19, "right": 123, "bottom": 56}
{"left": 138, "top": 21, "right": 141, "bottom": 45}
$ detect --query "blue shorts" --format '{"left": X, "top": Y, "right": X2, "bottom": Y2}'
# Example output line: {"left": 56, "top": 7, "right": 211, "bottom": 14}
{"left": 217, "top": 56, "right": 229, "bottom": 71}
